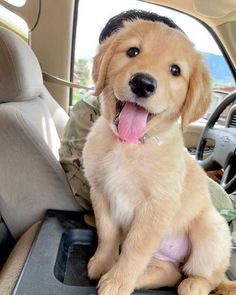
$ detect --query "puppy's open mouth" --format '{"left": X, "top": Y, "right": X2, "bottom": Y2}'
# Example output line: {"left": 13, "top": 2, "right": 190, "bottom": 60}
{"left": 113, "top": 100, "right": 154, "bottom": 143}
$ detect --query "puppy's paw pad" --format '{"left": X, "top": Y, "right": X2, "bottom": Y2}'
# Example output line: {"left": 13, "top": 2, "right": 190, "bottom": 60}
{"left": 178, "top": 278, "right": 209, "bottom": 295}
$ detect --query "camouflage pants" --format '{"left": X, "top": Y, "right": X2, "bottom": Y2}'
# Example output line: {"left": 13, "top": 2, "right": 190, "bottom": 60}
{"left": 59, "top": 94, "right": 100, "bottom": 211}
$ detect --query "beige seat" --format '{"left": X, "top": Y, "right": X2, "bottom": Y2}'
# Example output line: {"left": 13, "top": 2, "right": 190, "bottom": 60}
{"left": 0, "top": 27, "right": 79, "bottom": 240}
{"left": 0, "top": 222, "right": 40, "bottom": 294}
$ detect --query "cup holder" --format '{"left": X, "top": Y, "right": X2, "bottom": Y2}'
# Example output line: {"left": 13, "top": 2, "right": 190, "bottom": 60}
{"left": 54, "top": 228, "right": 97, "bottom": 286}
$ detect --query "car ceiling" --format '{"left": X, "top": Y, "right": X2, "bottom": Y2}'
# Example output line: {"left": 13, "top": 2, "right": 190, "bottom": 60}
{"left": 144, "top": 0, "right": 236, "bottom": 26}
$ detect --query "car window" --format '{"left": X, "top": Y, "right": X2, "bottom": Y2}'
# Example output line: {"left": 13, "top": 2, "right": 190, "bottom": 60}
{"left": 72, "top": 0, "right": 236, "bottom": 118}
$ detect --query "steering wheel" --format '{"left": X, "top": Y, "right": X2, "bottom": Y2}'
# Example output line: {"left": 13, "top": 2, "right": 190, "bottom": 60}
{"left": 196, "top": 91, "right": 236, "bottom": 193}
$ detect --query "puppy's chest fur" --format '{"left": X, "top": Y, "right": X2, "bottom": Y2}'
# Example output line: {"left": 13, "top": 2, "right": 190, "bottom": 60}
{"left": 83, "top": 118, "right": 184, "bottom": 228}
{"left": 102, "top": 148, "right": 147, "bottom": 227}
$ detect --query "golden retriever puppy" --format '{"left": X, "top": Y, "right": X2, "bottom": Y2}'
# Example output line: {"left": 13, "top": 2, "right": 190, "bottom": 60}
{"left": 82, "top": 10, "right": 234, "bottom": 295}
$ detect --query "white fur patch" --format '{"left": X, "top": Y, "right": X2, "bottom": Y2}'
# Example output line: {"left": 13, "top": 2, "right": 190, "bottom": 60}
{"left": 109, "top": 192, "right": 135, "bottom": 227}
{"left": 102, "top": 148, "right": 141, "bottom": 227}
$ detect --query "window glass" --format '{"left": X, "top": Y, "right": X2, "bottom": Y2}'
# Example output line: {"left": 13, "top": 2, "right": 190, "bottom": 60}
{"left": 73, "top": 0, "right": 236, "bottom": 115}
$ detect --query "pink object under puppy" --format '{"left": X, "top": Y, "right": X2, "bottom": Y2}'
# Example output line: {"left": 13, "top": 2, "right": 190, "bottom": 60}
{"left": 153, "top": 234, "right": 190, "bottom": 266}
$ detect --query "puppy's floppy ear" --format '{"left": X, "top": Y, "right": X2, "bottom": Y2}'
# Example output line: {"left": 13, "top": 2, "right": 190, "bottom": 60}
{"left": 181, "top": 56, "right": 212, "bottom": 131}
{"left": 92, "top": 37, "right": 118, "bottom": 96}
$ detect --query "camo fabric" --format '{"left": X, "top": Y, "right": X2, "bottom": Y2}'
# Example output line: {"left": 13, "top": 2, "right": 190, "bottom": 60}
{"left": 59, "top": 94, "right": 100, "bottom": 210}
{"left": 59, "top": 95, "right": 236, "bottom": 235}
{"left": 207, "top": 178, "right": 235, "bottom": 222}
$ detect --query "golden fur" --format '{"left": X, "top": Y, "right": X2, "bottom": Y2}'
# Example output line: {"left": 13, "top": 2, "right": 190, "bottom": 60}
{"left": 82, "top": 20, "right": 234, "bottom": 295}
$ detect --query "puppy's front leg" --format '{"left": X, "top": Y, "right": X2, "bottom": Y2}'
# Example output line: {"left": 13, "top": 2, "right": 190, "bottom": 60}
{"left": 98, "top": 198, "right": 178, "bottom": 295}
{"left": 88, "top": 189, "right": 120, "bottom": 279}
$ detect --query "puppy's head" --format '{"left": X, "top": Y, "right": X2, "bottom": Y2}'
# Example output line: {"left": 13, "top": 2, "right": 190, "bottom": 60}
{"left": 93, "top": 10, "right": 211, "bottom": 143}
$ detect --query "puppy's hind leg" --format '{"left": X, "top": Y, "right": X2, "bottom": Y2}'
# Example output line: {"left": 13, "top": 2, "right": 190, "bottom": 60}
{"left": 136, "top": 258, "right": 182, "bottom": 290}
{"left": 178, "top": 209, "right": 231, "bottom": 295}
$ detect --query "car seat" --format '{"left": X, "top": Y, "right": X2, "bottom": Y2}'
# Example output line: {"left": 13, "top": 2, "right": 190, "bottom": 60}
{"left": 0, "top": 27, "right": 79, "bottom": 240}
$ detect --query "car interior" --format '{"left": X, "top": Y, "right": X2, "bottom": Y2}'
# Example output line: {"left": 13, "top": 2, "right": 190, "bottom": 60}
{"left": 0, "top": 0, "right": 235, "bottom": 294}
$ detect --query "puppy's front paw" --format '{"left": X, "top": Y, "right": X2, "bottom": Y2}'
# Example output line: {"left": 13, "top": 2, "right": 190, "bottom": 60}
{"left": 98, "top": 267, "right": 133, "bottom": 295}
{"left": 88, "top": 254, "right": 116, "bottom": 280}
{"left": 178, "top": 278, "right": 210, "bottom": 295}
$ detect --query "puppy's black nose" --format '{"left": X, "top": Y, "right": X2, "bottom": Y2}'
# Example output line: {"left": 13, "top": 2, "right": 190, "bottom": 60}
{"left": 129, "top": 73, "right": 157, "bottom": 98}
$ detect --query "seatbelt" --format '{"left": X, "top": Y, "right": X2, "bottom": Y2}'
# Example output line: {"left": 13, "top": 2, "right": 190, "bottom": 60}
{"left": 42, "top": 72, "right": 93, "bottom": 91}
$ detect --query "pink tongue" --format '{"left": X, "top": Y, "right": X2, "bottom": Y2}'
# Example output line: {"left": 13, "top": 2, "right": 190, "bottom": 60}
{"left": 118, "top": 102, "right": 148, "bottom": 143}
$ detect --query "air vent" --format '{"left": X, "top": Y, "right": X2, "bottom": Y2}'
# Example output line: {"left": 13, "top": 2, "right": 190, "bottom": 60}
{"left": 229, "top": 111, "right": 236, "bottom": 128}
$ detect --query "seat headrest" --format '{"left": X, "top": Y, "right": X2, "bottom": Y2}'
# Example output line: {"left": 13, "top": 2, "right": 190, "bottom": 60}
{"left": 0, "top": 27, "right": 43, "bottom": 102}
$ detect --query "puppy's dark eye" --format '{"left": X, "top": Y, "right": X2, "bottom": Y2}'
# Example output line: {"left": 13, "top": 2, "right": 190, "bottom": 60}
{"left": 127, "top": 47, "right": 140, "bottom": 58}
{"left": 169, "top": 64, "right": 181, "bottom": 77}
